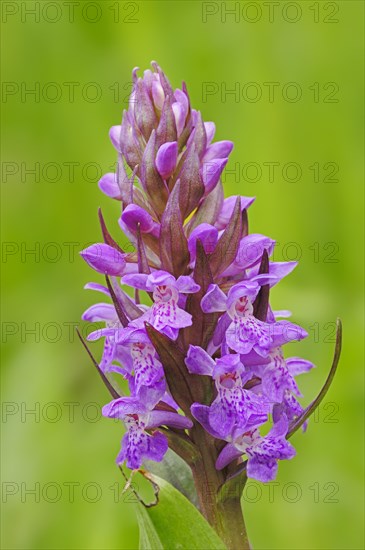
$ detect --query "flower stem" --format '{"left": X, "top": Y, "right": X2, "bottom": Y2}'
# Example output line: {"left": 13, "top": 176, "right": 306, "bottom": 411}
{"left": 190, "top": 424, "right": 250, "bottom": 550}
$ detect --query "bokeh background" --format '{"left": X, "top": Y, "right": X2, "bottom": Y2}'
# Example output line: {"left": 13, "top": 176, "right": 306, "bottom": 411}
{"left": 1, "top": 1, "right": 364, "bottom": 548}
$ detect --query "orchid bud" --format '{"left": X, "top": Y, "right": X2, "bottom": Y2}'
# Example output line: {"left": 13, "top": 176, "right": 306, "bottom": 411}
{"left": 121, "top": 204, "right": 159, "bottom": 236}
{"left": 98, "top": 173, "right": 121, "bottom": 200}
{"left": 109, "top": 125, "right": 121, "bottom": 152}
{"left": 203, "top": 140, "right": 234, "bottom": 161}
{"left": 201, "top": 157, "right": 228, "bottom": 193}
{"left": 204, "top": 121, "right": 216, "bottom": 144}
{"left": 152, "top": 78, "right": 165, "bottom": 110}
{"left": 80, "top": 243, "right": 126, "bottom": 276}
{"left": 155, "top": 141, "right": 178, "bottom": 179}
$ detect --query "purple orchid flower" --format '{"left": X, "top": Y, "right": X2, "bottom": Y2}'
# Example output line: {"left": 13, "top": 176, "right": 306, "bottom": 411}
{"left": 82, "top": 301, "right": 122, "bottom": 374}
{"left": 85, "top": 302, "right": 167, "bottom": 395}
{"left": 216, "top": 414, "right": 296, "bottom": 483}
{"left": 82, "top": 282, "right": 148, "bottom": 376}
{"left": 243, "top": 346, "right": 315, "bottom": 431}
{"left": 202, "top": 280, "right": 308, "bottom": 356}
{"left": 186, "top": 346, "right": 269, "bottom": 438}
{"left": 256, "top": 347, "right": 315, "bottom": 404}
{"left": 103, "top": 386, "right": 192, "bottom": 469}
{"left": 122, "top": 270, "right": 200, "bottom": 336}
{"left": 113, "top": 326, "right": 166, "bottom": 394}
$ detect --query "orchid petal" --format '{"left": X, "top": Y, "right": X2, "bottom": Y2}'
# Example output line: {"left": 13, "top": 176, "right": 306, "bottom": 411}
{"left": 82, "top": 303, "right": 116, "bottom": 322}
{"left": 201, "top": 284, "right": 227, "bottom": 313}
{"left": 185, "top": 345, "right": 215, "bottom": 376}
{"left": 216, "top": 444, "right": 242, "bottom": 470}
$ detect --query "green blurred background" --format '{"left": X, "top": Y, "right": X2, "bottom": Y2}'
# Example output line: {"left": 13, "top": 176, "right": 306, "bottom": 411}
{"left": 1, "top": 1, "right": 364, "bottom": 548}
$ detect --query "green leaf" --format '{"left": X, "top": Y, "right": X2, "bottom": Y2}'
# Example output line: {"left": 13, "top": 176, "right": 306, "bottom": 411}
{"left": 136, "top": 474, "right": 227, "bottom": 550}
{"left": 136, "top": 505, "right": 163, "bottom": 550}
{"left": 144, "top": 448, "right": 198, "bottom": 507}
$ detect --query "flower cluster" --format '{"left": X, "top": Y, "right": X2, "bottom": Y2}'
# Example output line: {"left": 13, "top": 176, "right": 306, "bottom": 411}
{"left": 81, "top": 63, "right": 314, "bottom": 483}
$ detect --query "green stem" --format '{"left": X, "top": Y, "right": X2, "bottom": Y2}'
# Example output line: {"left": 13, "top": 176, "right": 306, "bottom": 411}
{"left": 217, "top": 496, "right": 250, "bottom": 550}
{"left": 190, "top": 424, "right": 250, "bottom": 550}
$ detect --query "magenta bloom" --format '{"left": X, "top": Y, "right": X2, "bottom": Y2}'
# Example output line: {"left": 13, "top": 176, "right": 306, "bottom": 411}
{"left": 216, "top": 415, "right": 296, "bottom": 482}
{"left": 102, "top": 385, "right": 192, "bottom": 470}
